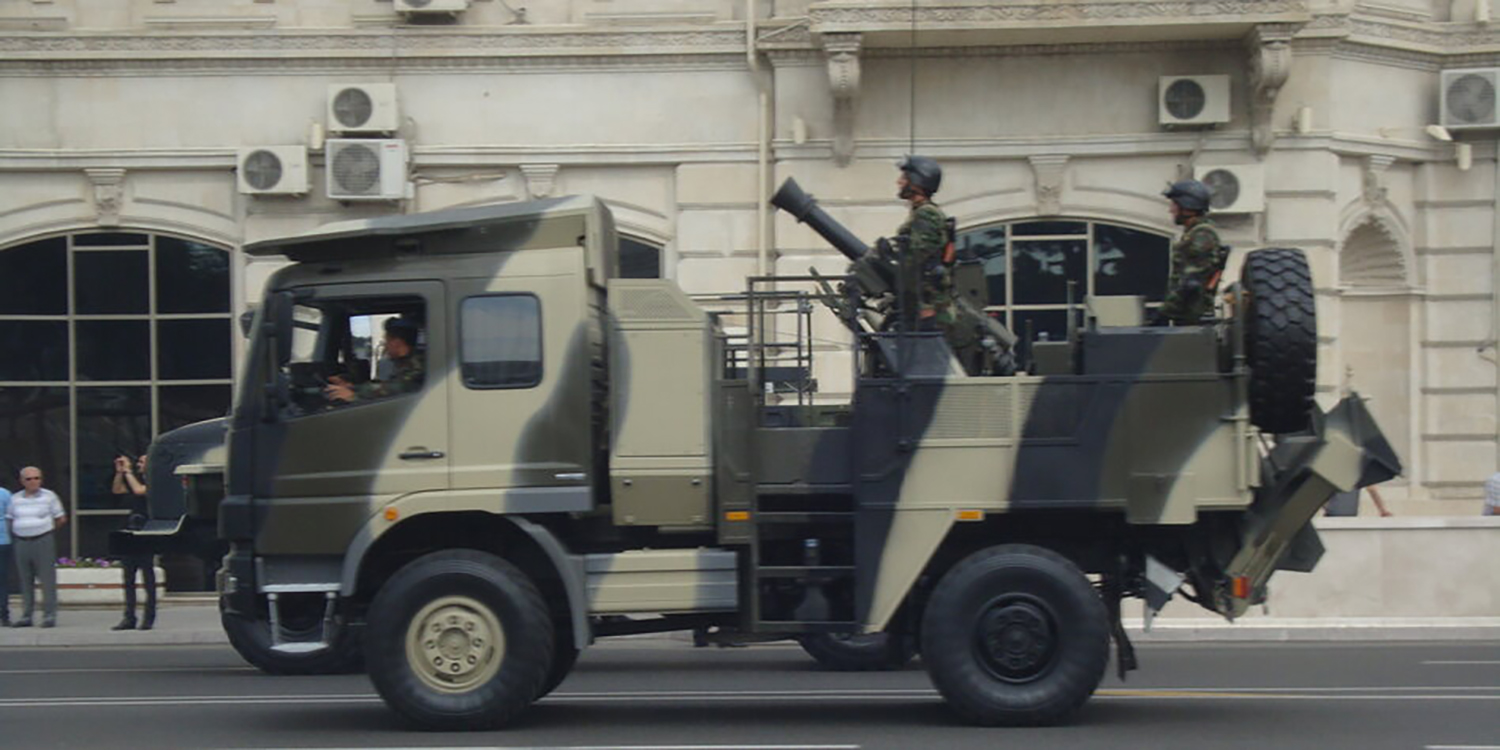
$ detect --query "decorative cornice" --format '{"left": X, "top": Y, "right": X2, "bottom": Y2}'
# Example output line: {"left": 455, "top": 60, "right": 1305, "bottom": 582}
{"left": 1028, "top": 154, "right": 1070, "bottom": 216}
{"left": 808, "top": 1, "right": 1310, "bottom": 26}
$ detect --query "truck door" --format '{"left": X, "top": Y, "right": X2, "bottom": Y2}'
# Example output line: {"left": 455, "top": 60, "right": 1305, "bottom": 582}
{"left": 256, "top": 281, "right": 449, "bottom": 553}
{"left": 447, "top": 272, "right": 594, "bottom": 512}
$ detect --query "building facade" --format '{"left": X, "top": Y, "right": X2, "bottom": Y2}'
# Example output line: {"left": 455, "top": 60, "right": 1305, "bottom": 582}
{"left": 0, "top": 0, "right": 1494, "bottom": 561}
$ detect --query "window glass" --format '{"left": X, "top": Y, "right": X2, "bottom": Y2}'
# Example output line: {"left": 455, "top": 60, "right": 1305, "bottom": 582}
{"left": 156, "top": 237, "right": 231, "bottom": 314}
{"left": 958, "top": 226, "right": 1007, "bottom": 306}
{"left": 159, "top": 384, "right": 233, "bottom": 434}
{"left": 76, "top": 320, "right": 151, "bottom": 381}
{"left": 281, "top": 297, "right": 426, "bottom": 413}
{"left": 0, "top": 238, "right": 67, "bottom": 315}
{"left": 1012, "top": 239, "right": 1087, "bottom": 305}
{"left": 1012, "top": 221, "right": 1086, "bottom": 237}
{"left": 157, "top": 319, "right": 232, "bottom": 380}
{"left": 619, "top": 237, "right": 662, "bottom": 279}
{"left": 0, "top": 386, "right": 72, "bottom": 522}
{"left": 74, "top": 386, "right": 152, "bottom": 509}
{"left": 461, "top": 295, "right": 542, "bottom": 388}
{"left": 73, "top": 233, "right": 148, "bottom": 247}
{"left": 0, "top": 321, "right": 69, "bottom": 380}
{"left": 1094, "top": 225, "right": 1170, "bottom": 301}
{"left": 74, "top": 251, "right": 149, "bottom": 314}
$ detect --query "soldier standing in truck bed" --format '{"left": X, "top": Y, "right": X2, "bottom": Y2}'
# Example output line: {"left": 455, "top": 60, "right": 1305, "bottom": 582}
{"left": 894, "top": 156, "right": 960, "bottom": 343}
{"left": 1159, "top": 179, "right": 1229, "bottom": 325}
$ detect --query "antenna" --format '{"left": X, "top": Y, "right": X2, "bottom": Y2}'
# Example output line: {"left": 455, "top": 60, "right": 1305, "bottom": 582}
{"left": 909, "top": 0, "right": 918, "bottom": 154}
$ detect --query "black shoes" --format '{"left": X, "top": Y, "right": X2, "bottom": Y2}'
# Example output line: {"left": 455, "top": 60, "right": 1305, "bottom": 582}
{"left": 10, "top": 618, "right": 32, "bottom": 628}
{"left": 39, "top": 619, "right": 55, "bottom": 629}
{"left": 111, "top": 618, "right": 137, "bottom": 631}
{"left": 139, "top": 616, "right": 155, "bottom": 631}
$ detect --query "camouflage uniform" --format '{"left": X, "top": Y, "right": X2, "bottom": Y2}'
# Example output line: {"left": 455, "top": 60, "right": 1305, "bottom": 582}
{"left": 352, "top": 354, "right": 424, "bottom": 400}
{"left": 1159, "top": 218, "right": 1227, "bottom": 324}
{"left": 896, "top": 201, "right": 956, "bottom": 332}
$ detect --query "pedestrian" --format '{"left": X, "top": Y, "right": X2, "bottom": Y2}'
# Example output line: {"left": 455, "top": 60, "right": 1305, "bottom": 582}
{"left": 111, "top": 454, "right": 156, "bottom": 630}
{"left": 0, "top": 480, "right": 12, "bottom": 627}
{"left": 1484, "top": 471, "right": 1500, "bottom": 516}
{"left": 7, "top": 466, "right": 66, "bottom": 628}
{"left": 1324, "top": 485, "right": 1393, "bottom": 517}
{"left": 1157, "top": 179, "right": 1229, "bottom": 325}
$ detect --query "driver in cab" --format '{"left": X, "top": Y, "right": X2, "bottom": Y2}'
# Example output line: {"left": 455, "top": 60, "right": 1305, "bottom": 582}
{"left": 324, "top": 317, "right": 424, "bottom": 403}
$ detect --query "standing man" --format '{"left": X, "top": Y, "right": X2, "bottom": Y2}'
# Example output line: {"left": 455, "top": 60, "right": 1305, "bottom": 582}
{"left": 7, "top": 467, "right": 66, "bottom": 628}
{"left": 1158, "top": 179, "right": 1229, "bottom": 325}
{"left": 0, "top": 480, "right": 11, "bottom": 627}
{"left": 111, "top": 454, "right": 156, "bottom": 630}
{"left": 893, "top": 156, "right": 958, "bottom": 338}
{"left": 1485, "top": 471, "right": 1500, "bottom": 516}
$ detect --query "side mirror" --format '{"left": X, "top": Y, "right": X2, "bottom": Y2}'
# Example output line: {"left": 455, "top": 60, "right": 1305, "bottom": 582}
{"left": 263, "top": 292, "right": 295, "bottom": 367}
{"left": 238, "top": 310, "right": 256, "bottom": 339}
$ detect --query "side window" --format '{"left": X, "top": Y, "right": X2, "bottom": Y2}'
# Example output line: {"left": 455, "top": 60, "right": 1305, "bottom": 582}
{"left": 281, "top": 296, "right": 426, "bottom": 413}
{"left": 461, "top": 295, "right": 542, "bottom": 389}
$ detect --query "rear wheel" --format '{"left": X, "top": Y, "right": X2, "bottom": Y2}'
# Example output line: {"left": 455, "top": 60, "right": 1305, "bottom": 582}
{"left": 1241, "top": 247, "right": 1317, "bottom": 434}
{"left": 365, "top": 550, "right": 554, "bottom": 731}
{"left": 797, "top": 632, "right": 916, "bottom": 671}
{"left": 221, "top": 595, "right": 363, "bottom": 676}
{"left": 921, "top": 544, "right": 1109, "bottom": 726}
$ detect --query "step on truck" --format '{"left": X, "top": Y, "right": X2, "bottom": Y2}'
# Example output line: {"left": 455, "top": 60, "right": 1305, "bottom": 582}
{"left": 117, "top": 181, "right": 1400, "bottom": 730}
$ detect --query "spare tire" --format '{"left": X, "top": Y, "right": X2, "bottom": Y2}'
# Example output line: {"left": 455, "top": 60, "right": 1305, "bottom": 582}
{"left": 1241, "top": 248, "right": 1317, "bottom": 434}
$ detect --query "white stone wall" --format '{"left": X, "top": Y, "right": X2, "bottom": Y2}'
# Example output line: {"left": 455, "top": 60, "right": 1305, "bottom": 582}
{"left": 0, "top": 0, "right": 1495, "bottom": 511}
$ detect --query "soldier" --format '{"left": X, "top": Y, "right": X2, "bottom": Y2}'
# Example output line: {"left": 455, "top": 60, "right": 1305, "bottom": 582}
{"left": 894, "top": 156, "right": 957, "bottom": 337}
{"left": 324, "top": 317, "right": 424, "bottom": 403}
{"left": 1158, "top": 179, "right": 1229, "bottom": 325}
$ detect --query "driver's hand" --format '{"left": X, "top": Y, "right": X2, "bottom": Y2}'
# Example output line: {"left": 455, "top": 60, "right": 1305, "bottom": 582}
{"left": 324, "top": 382, "right": 355, "bottom": 402}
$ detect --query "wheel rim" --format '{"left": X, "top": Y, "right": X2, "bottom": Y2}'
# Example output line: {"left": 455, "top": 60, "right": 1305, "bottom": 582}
{"left": 404, "top": 595, "right": 506, "bottom": 694}
{"left": 973, "top": 595, "right": 1058, "bottom": 683}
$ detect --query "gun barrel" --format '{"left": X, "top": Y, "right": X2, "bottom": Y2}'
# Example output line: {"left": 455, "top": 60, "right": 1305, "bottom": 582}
{"left": 771, "top": 178, "right": 870, "bottom": 261}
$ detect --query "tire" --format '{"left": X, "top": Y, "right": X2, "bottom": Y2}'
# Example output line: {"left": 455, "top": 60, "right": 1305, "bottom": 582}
{"left": 365, "top": 550, "right": 554, "bottom": 731}
{"left": 921, "top": 544, "right": 1109, "bottom": 726}
{"left": 797, "top": 632, "right": 916, "bottom": 671}
{"left": 221, "top": 596, "right": 364, "bottom": 676}
{"left": 537, "top": 640, "right": 580, "bottom": 699}
{"left": 1241, "top": 247, "right": 1317, "bottom": 434}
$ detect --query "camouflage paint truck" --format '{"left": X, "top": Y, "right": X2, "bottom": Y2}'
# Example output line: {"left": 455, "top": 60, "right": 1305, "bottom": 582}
{"left": 119, "top": 181, "right": 1399, "bottom": 731}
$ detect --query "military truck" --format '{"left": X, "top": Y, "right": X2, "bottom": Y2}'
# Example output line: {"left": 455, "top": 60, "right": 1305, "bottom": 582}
{"left": 119, "top": 181, "right": 1399, "bottom": 730}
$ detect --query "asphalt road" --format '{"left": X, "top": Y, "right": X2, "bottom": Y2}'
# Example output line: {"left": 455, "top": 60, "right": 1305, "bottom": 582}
{"left": 0, "top": 640, "right": 1496, "bottom": 749}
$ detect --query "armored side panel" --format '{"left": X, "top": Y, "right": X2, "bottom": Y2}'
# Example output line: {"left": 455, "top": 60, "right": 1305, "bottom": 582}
{"left": 584, "top": 549, "right": 738, "bottom": 614}
{"left": 607, "top": 280, "right": 715, "bottom": 530}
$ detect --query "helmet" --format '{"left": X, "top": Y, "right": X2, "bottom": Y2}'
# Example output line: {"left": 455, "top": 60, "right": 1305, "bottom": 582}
{"left": 1163, "top": 179, "right": 1212, "bottom": 213}
{"left": 899, "top": 155, "right": 943, "bottom": 196}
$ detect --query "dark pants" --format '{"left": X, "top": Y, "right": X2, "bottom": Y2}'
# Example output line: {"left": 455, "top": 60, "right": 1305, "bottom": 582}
{"left": 0, "top": 543, "right": 10, "bottom": 622}
{"left": 122, "top": 556, "right": 157, "bottom": 623}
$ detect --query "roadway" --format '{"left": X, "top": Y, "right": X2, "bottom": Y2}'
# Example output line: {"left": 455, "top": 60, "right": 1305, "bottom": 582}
{"left": 0, "top": 639, "right": 1496, "bottom": 749}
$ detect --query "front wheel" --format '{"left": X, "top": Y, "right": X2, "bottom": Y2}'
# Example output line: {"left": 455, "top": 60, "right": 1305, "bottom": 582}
{"left": 797, "top": 632, "right": 916, "bottom": 671}
{"left": 365, "top": 550, "right": 554, "bottom": 731}
{"left": 921, "top": 544, "right": 1109, "bottom": 726}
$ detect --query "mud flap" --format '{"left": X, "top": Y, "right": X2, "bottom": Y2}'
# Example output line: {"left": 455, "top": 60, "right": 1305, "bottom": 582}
{"left": 1217, "top": 394, "right": 1401, "bottom": 618}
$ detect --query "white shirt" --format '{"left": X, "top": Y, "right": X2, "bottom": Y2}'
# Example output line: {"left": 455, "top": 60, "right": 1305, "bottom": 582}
{"left": 6, "top": 487, "right": 64, "bottom": 538}
{"left": 1485, "top": 473, "right": 1500, "bottom": 516}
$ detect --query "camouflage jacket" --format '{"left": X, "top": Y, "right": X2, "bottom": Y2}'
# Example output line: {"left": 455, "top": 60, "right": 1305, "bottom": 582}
{"left": 896, "top": 201, "right": 954, "bottom": 320}
{"left": 354, "top": 354, "right": 424, "bottom": 400}
{"left": 1160, "top": 218, "right": 1227, "bottom": 324}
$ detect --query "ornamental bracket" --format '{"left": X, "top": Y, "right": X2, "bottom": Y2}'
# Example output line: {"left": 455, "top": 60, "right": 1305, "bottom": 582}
{"left": 1247, "top": 24, "right": 1297, "bottom": 156}
{"left": 85, "top": 168, "right": 126, "bottom": 227}
{"left": 823, "top": 32, "right": 861, "bottom": 167}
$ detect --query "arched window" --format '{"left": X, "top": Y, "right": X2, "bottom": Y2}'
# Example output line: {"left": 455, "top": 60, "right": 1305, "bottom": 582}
{"left": 956, "top": 219, "right": 1171, "bottom": 341}
{"left": 0, "top": 231, "right": 234, "bottom": 559}
{"left": 619, "top": 236, "right": 662, "bottom": 279}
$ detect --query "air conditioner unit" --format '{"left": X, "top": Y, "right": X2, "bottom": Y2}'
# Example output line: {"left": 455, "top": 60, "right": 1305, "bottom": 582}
{"left": 1194, "top": 164, "right": 1264, "bottom": 214}
{"left": 1441, "top": 68, "right": 1500, "bottom": 131}
{"left": 326, "top": 139, "right": 409, "bottom": 201}
{"left": 1159, "top": 75, "right": 1230, "bottom": 127}
{"left": 236, "top": 146, "right": 309, "bottom": 196}
{"left": 394, "top": 0, "right": 470, "bottom": 14}
{"left": 327, "top": 83, "right": 399, "bottom": 135}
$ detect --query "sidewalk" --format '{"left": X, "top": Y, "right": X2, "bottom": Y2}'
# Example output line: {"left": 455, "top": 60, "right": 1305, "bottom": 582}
{"left": 0, "top": 596, "right": 228, "bottom": 648}
{"left": 2, "top": 597, "right": 1497, "bottom": 648}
